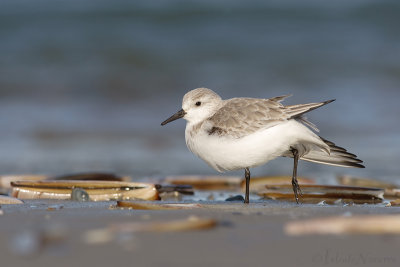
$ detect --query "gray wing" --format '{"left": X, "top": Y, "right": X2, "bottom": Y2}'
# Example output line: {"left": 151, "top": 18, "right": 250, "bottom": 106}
{"left": 206, "top": 97, "right": 288, "bottom": 138}
{"left": 206, "top": 96, "right": 334, "bottom": 138}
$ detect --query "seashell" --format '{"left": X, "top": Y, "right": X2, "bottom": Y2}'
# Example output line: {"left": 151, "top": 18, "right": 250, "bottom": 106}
{"left": 159, "top": 191, "right": 183, "bottom": 201}
{"left": 383, "top": 188, "right": 400, "bottom": 199}
{"left": 0, "top": 195, "right": 24, "bottom": 204}
{"left": 240, "top": 175, "right": 315, "bottom": 192}
{"left": 113, "top": 216, "right": 216, "bottom": 233}
{"left": 11, "top": 180, "right": 159, "bottom": 201}
{"left": 337, "top": 175, "right": 397, "bottom": 189}
{"left": 51, "top": 172, "right": 130, "bottom": 181}
{"left": 285, "top": 215, "right": 400, "bottom": 235}
{"left": 390, "top": 199, "right": 400, "bottom": 206}
{"left": 117, "top": 201, "right": 202, "bottom": 210}
{"left": 259, "top": 184, "right": 384, "bottom": 204}
{"left": 0, "top": 173, "right": 130, "bottom": 190}
{"left": 83, "top": 216, "right": 217, "bottom": 244}
{"left": 155, "top": 184, "right": 194, "bottom": 195}
{"left": 0, "top": 175, "right": 48, "bottom": 189}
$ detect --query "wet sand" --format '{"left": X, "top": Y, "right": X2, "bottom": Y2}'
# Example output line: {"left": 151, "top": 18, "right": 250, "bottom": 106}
{"left": 1, "top": 200, "right": 399, "bottom": 267}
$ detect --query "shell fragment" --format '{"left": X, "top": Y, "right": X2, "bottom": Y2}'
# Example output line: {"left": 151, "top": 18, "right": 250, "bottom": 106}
{"left": 11, "top": 180, "right": 159, "bottom": 201}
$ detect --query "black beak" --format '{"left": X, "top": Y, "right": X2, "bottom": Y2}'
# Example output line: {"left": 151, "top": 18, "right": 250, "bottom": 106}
{"left": 161, "top": 109, "right": 186, "bottom": 126}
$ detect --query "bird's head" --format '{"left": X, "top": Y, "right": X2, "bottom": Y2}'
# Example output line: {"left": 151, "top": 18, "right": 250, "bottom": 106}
{"left": 161, "top": 88, "right": 222, "bottom": 126}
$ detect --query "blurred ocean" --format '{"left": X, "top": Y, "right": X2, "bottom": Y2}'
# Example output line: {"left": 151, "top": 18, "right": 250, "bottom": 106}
{"left": 0, "top": 0, "right": 399, "bottom": 182}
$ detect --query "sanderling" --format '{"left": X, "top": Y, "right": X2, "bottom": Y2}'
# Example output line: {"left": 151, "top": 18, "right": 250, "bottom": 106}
{"left": 161, "top": 88, "right": 364, "bottom": 204}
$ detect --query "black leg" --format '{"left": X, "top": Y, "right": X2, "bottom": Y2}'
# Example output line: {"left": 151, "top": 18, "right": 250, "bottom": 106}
{"left": 291, "top": 148, "right": 302, "bottom": 204}
{"left": 244, "top": 167, "right": 250, "bottom": 204}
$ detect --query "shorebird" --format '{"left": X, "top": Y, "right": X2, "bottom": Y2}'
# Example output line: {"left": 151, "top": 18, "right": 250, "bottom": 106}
{"left": 161, "top": 88, "right": 364, "bottom": 203}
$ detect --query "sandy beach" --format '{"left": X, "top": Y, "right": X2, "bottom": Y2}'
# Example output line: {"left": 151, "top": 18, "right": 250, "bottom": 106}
{"left": 1, "top": 199, "right": 399, "bottom": 267}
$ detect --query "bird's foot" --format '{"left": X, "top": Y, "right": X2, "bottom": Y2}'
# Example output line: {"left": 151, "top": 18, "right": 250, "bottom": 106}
{"left": 292, "top": 179, "right": 303, "bottom": 204}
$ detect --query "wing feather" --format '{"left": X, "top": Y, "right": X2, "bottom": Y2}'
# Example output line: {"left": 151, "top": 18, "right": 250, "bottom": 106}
{"left": 206, "top": 97, "right": 287, "bottom": 138}
{"left": 285, "top": 99, "right": 335, "bottom": 119}
{"left": 205, "top": 96, "right": 334, "bottom": 138}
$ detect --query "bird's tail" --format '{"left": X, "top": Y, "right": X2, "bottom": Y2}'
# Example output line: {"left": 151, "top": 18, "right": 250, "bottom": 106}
{"left": 300, "top": 137, "right": 365, "bottom": 168}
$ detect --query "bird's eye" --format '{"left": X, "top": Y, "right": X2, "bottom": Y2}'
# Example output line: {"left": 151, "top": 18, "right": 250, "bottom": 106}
{"left": 195, "top": 101, "right": 201, "bottom": 106}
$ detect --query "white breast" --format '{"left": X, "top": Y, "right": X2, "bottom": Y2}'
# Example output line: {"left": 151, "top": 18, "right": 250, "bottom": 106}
{"left": 185, "top": 120, "right": 327, "bottom": 172}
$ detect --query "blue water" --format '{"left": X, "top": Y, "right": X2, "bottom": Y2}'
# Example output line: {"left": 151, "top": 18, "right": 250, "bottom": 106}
{"left": 0, "top": 0, "right": 399, "bottom": 182}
